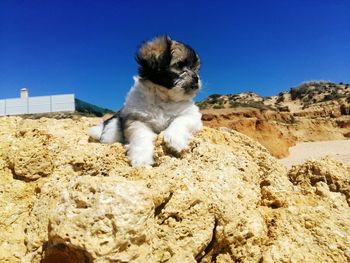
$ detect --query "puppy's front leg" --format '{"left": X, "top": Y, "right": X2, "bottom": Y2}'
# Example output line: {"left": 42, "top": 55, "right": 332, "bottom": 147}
{"left": 164, "top": 109, "right": 202, "bottom": 153}
{"left": 124, "top": 120, "right": 157, "bottom": 167}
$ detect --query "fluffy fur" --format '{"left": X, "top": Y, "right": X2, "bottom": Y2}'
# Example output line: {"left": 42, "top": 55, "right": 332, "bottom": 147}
{"left": 88, "top": 36, "right": 202, "bottom": 166}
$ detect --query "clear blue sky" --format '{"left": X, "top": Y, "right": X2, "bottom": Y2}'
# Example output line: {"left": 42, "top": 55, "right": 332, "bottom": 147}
{"left": 1, "top": 0, "right": 349, "bottom": 110}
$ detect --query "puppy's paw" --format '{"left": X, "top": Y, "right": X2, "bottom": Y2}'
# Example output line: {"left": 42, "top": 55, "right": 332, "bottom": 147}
{"left": 164, "top": 129, "right": 189, "bottom": 153}
{"left": 127, "top": 146, "right": 154, "bottom": 167}
{"left": 129, "top": 155, "right": 154, "bottom": 167}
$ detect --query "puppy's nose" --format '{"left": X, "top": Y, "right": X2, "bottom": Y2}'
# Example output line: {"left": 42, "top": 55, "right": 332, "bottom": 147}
{"left": 193, "top": 75, "right": 199, "bottom": 83}
{"left": 191, "top": 83, "right": 199, "bottom": 90}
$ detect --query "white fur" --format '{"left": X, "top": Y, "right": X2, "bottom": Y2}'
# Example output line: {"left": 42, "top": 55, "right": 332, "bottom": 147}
{"left": 88, "top": 117, "right": 123, "bottom": 144}
{"left": 89, "top": 76, "right": 202, "bottom": 167}
{"left": 88, "top": 124, "right": 103, "bottom": 141}
{"left": 123, "top": 120, "right": 157, "bottom": 166}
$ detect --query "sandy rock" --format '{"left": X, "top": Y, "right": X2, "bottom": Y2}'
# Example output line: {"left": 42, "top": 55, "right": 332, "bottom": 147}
{"left": 288, "top": 157, "right": 350, "bottom": 205}
{"left": 6, "top": 129, "right": 54, "bottom": 181}
{"left": 0, "top": 116, "right": 349, "bottom": 262}
{"left": 45, "top": 176, "right": 155, "bottom": 262}
{"left": 0, "top": 158, "right": 35, "bottom": 263}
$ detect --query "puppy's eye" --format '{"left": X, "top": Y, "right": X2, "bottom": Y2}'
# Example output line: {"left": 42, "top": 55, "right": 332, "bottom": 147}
{"left": 174, "top": 61, "right": 186, "bottom": 69}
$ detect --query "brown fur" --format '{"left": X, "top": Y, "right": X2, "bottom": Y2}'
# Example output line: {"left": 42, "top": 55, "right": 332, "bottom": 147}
{"left": 138, "top": 36, "right": 169, "bottom": 60}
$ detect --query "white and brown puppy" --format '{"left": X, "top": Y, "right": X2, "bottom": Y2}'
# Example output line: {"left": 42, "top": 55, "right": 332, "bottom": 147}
{"left": 88, "top": 36, "right": 202, "bottom": 166}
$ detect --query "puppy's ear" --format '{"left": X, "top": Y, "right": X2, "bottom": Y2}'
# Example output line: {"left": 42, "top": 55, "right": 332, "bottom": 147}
{"left": 135, "top": 35, "right": 172, "bottom": 77}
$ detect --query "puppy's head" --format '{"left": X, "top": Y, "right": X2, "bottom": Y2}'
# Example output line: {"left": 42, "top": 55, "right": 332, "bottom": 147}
{"left": 135, "top": 35, "right": 201, "bottom": 101}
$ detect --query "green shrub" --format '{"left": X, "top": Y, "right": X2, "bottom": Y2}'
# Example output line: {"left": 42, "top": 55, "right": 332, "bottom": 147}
{"left": 213, "top": 104, "right": 223, "bottom": 109}
{"left": 208, "top": 94, "right": 221, "bottom": 99}
{"left": 290, "top": 86, "right": 310, "bottom": 100}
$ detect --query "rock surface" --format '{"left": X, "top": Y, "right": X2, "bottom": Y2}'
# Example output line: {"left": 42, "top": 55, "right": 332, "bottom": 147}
{"left": 0, "top": 116, "right": 349, "bottom": 263}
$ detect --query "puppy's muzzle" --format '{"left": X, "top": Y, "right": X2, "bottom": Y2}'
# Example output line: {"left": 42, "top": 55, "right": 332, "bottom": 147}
{"left": 191, "top": 75, "right": 200, "bottom": 89}
{"left": 177, "top": 69, "right": 200, "bottom": 92}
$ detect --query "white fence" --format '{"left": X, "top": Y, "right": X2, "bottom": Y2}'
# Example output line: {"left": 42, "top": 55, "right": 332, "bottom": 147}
{"left": 0, "top": 94, "right": 75, "bottom": 116}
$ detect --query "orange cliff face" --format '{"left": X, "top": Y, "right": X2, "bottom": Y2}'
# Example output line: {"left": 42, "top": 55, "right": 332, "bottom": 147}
{"left": 201, "top": 108, "right": 296, "bottom": 158}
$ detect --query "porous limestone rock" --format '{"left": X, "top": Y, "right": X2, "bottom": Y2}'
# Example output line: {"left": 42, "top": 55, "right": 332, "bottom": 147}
{"left": 288, "top": 157, "right": 350, "bottom": 205}
{"left": 6, "top": 129, "right": 54, "bottom": 181}
{"left": 46, "top": 176, "right": 155, "bottom": 262}
{"left": 0, "top": 157, "right": 35, "bottom": 263}
{"left": 0, "top": 116, "right": 349, "bottom": 263}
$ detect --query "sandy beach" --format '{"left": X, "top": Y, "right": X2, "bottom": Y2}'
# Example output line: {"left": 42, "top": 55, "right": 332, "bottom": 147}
{"left": 279, "top": 139, "right": 350, "bottom": 168}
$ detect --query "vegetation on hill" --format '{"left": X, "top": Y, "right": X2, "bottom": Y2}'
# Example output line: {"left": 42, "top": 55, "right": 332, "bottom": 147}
{"left": 198, "top": 81, "right": 349, "bottom": 111}
{"left": 75, "top": 98, "right": 114, "bottom": 117}
{"left": 289, "top": 81, "right": 349, "bottom": 103}
{"left": 197, "top": 92, "right": 275, "bottom": 110}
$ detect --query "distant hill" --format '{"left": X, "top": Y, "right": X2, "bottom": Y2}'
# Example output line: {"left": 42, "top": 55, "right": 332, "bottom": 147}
{"left": 75, "top": 98, "right": 115, "bottom": 117}
{"left": 197, "top": 81, "right": 350, "bottom": 112}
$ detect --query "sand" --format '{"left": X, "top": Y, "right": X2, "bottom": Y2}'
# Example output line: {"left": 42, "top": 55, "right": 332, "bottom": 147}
{"left": 279, "top": 139, "right": 350, "bottom": 168}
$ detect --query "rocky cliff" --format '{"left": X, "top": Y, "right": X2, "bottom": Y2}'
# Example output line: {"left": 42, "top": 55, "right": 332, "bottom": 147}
{"left": 198, "top": 81, "right": 350, "bottom": 158}
{"left": 0, "top": 116, "right": 349, "bottom": 262}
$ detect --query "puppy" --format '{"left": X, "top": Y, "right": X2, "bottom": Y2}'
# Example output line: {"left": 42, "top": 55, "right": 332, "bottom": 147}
{"left": 88, "top": 36, "right": 202, "bottom": 166}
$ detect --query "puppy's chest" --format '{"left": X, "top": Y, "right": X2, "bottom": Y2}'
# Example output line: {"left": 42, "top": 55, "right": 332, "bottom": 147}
{"left": 147, "top": 106, "right": 179, "bottom": 133}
